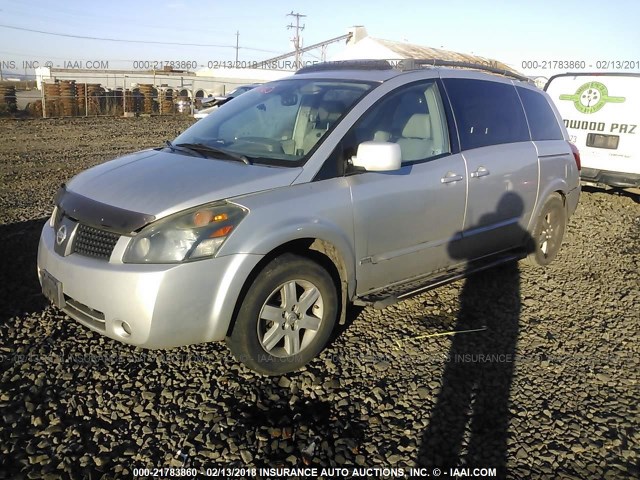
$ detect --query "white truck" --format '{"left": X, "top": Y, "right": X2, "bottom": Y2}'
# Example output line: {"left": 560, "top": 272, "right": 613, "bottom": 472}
{"left": 545, "top": 73, "right": 639, "bottom": 190}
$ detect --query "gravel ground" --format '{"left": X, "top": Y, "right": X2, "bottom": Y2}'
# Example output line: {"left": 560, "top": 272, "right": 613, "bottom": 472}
{"left": 0, "top": 117, "right": 638, "bottom": 479}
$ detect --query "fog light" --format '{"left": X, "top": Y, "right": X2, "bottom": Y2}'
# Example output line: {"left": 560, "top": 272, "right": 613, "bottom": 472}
{"left": 115, "top": 320, "right": 132, "bottom": 337}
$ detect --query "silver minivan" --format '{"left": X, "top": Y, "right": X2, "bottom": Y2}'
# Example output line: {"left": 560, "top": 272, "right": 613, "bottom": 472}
{"left": 38, "top": 60, "right": 581, "bottom": 375}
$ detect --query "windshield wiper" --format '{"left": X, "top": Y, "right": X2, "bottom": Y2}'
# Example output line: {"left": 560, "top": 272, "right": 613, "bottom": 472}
{"left": 175, "top": 142, "right": 252, "bottom": 165}
{"left": 164, "top": 140, "right": 208, "bottom": 158}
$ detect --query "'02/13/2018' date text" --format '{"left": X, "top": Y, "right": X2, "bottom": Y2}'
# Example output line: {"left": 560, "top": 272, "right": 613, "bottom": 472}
{"left": 521, "top": 60, "right": 639, "bottom": 70}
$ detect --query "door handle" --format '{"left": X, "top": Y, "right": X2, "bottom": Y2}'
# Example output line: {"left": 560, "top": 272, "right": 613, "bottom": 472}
{"left": 440, "top": 172, "right": 464, "bottom": 184}
{"left": 470, "top": 166, "right": 490, "bottom": 178}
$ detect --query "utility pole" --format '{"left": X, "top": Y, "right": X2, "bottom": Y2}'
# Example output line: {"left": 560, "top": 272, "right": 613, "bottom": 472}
{"left": 287, "top": 11, "right": 306, "bottom": 68}
{"left": 235, "top": 31, "right": 240, "bottom": 64}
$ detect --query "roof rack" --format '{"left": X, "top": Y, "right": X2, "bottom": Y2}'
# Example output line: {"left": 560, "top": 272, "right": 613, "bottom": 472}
{"left": 295, "top": 59, "right": 393, "bottom": 74}
{"left": 400, "top": 59, "right": 531, "bottom": 82}
{"left": 294, "top": 58, "right": 532, "bottom": 83}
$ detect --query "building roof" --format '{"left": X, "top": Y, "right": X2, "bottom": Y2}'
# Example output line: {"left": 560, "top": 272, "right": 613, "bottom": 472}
{"left": 331, "top": 30, "right": 521, "bottom": 77}
{"left": 374, "top": 38, "right": 515, "bottom": 73}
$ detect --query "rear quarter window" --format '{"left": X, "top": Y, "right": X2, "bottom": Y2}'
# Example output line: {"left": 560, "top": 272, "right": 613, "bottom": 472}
{"left": 443, "top": 78, "right": 530, "bottom": 150}
{"left": 517, "top": 87, "right": 564, "bottom": 141}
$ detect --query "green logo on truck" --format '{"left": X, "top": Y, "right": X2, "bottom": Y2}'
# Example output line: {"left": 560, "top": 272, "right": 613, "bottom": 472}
{"left": 559, "top": 81, "right": 625, "bottom": 114}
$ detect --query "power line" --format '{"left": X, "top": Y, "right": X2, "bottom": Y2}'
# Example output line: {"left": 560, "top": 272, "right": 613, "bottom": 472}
{"left": 256, "top": 33, "right": 351, "bottom": 67}
{"left": 0, "top": 24, "right": 281, "bottom": 53}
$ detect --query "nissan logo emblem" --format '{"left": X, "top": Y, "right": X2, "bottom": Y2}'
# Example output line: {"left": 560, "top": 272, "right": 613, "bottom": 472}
{"left": 56, "top": 225, "right": 67, "bottom": 246}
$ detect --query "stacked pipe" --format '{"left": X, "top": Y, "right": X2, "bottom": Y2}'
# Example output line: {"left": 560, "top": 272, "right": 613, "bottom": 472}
{"left": 27, "top": 100, "right": 43, "bottom": 117}
{"left": 125, "top": 90, "right": 134, "bottom": 113}
{"left": 58, "top": 81, "right": 78, "bottom": 116}
{"left": 39, "top": 81, "right": 170, "bottom": 116}
{"left": 137, "top": 84, "right": 156, "bottom": 114}
{"left": 159, "top": 89, "right": 175, "bottom": 114}
{"left": 25, "top": 100, "right": 42, "bottom": 117}
{"left": 177, "top": 95, "right": 191, "bottom": 114}
{"left": 43, "top": 82, "right": 61, "bottom": 117}
{"left": 103, "top": 90, "right": 122, "bottom": 116}
{"left": 76, "top": 83, "right": 104, "bottom": 115}
{"left": 0, "top": 85, "right": 17, "bottom": 113}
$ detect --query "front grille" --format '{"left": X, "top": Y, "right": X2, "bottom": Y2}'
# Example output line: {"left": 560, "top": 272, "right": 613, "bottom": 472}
{"left": 73, "top": 224, "right": 120, "bottom": 260}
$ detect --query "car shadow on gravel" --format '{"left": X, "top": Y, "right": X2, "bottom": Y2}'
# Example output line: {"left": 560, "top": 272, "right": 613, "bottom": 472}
{"left": 581, "top": 185, "right": 639, "bottom": 204}
{"left": 0, "top": 217, "right": 48, "bottom": 323}
{"left": 417, "top": 193, "right": 535, "bottom": 477}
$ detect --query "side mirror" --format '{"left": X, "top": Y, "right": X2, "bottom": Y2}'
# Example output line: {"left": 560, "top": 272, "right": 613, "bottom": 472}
{"left": 351, "top": 141, "right": 402, "bottom": 172}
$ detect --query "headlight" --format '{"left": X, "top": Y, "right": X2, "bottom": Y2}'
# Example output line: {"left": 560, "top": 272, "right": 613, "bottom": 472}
{"left": 123, "top": 202, "right": 247, "bottom": 264}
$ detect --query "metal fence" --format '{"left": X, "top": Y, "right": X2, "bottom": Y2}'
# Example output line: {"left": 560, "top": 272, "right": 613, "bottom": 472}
{"left": 33, "top": 71, "right": 266, "bottom": 118}
{"left": 38, "top": 81, "right": 194, "bottom": 117}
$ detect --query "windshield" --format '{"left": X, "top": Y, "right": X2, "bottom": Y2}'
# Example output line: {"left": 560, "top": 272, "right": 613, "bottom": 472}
{"left": 174, "top": 78, "right": 375, "bottom": 166}
{"left": 228, "top": 86, "right": 254, "bottom": 97}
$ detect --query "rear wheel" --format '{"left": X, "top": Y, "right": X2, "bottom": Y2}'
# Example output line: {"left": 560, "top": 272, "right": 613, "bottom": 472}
{"left": 226, "top": 253, "right": 338, "bottom": 375}
{"left": 525, "top": 193, "right": 566, "bottom": 266}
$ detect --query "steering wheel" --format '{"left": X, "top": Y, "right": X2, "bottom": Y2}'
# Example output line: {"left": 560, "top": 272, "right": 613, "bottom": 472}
{"left": 234, "top": 137, "right": 284, "bottom": 153}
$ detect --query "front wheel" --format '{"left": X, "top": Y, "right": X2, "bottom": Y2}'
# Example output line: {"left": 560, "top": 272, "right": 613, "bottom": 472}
{"left": 226, "top": 253, "right": 338, "bottom": 375}
{"left": 525, "top": 193, "right": 566, "bottom": 266}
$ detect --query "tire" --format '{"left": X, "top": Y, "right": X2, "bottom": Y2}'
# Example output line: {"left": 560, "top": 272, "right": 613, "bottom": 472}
{"left": 226, "top": 253, "right": 338, "bottom": 375}
{"left": 525, "top": 193, "right": 566, "bottom": 266}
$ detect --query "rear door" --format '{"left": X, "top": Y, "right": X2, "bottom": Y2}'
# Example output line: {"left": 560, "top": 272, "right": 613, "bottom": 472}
{"left": 516, "top": 84, "right": 578, "bottom": 220}
{"left": 442, "top": 76, "right": 538, "bottom": 260}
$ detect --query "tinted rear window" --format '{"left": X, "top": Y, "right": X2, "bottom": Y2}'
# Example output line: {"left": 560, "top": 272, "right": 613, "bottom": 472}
{"left": 517, "top": 87, "right": 564, "bottom": 141}
{"left": 443, "top": 78, "right": 530, "bottom": 150}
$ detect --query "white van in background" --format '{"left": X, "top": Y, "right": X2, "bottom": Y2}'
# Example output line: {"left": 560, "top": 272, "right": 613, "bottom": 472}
{"left": 545, "top": 73, "right": 639, "bottom": 190}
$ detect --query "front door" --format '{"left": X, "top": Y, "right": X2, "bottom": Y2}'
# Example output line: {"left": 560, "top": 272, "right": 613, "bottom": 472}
{"left": 345, "top": 80, "right": 468, "bottom": 295}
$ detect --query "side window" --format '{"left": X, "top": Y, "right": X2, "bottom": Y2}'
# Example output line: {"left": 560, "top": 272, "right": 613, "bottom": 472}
{"left": 345, "top": 81, "right": 451, "bottom": 164}
{"left": 443, "top": 78, "right": 530, "bottom": 150}
{"left": 517, "top": 87, "right": 564, "bottom": 141}
{"left": 299, "top": 88, "right": 367, "bottom": 155}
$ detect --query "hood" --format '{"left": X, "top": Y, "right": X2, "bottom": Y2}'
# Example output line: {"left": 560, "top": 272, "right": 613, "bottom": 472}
{"left": 66, "top": 149, "right": 302, "bottom": 218}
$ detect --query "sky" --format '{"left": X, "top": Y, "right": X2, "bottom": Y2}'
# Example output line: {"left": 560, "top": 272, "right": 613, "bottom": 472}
{"left": 0, "top": 0, "right": 639, "bottom": 79}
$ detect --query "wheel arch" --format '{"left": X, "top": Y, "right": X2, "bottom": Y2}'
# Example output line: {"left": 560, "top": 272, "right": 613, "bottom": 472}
{"left": 225, "top": 236, "right": 353, "bottom": 337}
{"left": 528, "top": 180, "right": 569, "bottom": 233}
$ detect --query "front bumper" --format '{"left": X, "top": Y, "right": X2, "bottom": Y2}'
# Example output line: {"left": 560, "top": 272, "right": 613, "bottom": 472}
{"left": 581, "top": 168, "right": 640, "bottom": 188}
{"left": 37, "top": 221, "right": 263, "bottom": 348}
